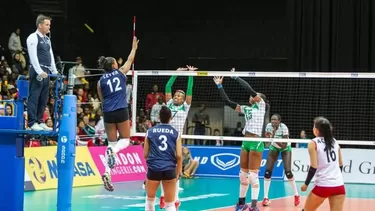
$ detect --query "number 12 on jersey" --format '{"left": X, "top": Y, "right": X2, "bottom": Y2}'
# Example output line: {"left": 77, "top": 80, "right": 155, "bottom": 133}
{"left": 106, "top": 77, "right": 122, "bottom": 92}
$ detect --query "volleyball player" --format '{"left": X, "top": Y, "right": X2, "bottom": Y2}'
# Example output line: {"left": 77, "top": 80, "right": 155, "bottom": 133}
{"left": 213, "top": 75, "right": 269, "bottom": 211}
{"left": 301, "top": 117, "right": 345, "bottom": 211}
{"left": 144, "top": 106, "right": 182, "bottom": 211}
{"left": 159, "top": 65, "right": 196, "bottom": 209}
{"left": 97, "top": 37, "right": 139, "bottom": 191}
{"left": 262, "top": 114, "right": 300, "bottom": 207}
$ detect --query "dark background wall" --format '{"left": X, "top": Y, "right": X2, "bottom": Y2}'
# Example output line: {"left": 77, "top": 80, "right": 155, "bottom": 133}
{"left": 1, "top": 0, "right": 374, "bottom": 143}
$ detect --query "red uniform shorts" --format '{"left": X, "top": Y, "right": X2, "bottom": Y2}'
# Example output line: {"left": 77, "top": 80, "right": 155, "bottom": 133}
{"left": 312, "top": 185, "right": 346, "bottom": 198}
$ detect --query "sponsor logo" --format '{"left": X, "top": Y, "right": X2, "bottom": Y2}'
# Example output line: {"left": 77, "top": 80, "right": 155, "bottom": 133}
{"left": 28, "top": 157, "right": 47, "bottom": 184}
{"left": 211, "top": 153, "right": 240, "bottom": 171}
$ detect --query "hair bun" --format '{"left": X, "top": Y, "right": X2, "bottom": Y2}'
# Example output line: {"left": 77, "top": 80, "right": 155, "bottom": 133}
{"left": 97, "top": 56, "right": 107, "bottom": 68}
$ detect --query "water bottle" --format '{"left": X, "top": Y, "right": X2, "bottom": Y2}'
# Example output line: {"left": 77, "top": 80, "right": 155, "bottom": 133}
{"left": 36, "top": 74, "right": 43, "bottom": 81}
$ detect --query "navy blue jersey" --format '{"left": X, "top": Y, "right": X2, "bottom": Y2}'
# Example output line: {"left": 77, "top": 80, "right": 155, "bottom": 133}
{"left": 99, "top": 69, "right": 127, "bottom": 112}
{"left": 146, "top": 124, "right": 179, "bottom": 171}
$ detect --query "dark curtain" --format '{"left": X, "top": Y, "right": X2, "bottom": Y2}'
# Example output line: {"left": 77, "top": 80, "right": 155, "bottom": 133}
{"left": 288, "top": 0, "right": 375, "bottom": 72}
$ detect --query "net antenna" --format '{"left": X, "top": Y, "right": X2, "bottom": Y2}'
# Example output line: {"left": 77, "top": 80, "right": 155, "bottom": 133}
{"left": 132, "top": 70, "right": 375, "bottom": 146}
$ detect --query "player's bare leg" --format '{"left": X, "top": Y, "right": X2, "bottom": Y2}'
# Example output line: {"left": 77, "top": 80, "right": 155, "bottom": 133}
{"left": 282, "top": 150, "right": 300, "bottom": 206}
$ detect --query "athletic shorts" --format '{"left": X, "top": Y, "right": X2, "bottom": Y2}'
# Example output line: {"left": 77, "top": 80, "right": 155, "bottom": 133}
{"left": 103, "top": 108, "right": 129, "bottom": 124}
{"left": 147, "top": 168, "right": 176, "bottom": 181}
{"left": 312, "top": 185, "right": 346, "bottom": 198}
{"left": 269, "top": 144, "right": 292, "bottom": 152}
{"left": 241, "top": 141, "right": 264, "bottom": 152}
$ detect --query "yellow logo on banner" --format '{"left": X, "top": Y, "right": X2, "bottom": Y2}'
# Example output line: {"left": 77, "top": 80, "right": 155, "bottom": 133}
{"left": 197, "top": 71, "right": 208, "bottom": 76}
{"left": 25, "top": 146, "right": 102, "bottom": 190}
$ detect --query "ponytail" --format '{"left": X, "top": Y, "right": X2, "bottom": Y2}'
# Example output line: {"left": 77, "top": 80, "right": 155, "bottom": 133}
{"left": 314, "top": 117, "right": 335, "bottom": 151}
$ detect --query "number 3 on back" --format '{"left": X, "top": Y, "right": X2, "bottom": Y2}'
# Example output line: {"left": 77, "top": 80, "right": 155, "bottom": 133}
{"left": 158, "top": 135, "right": 168, "bottom": 151}
{"left": 107, "top": 77, "right": 122, "bottom": 92}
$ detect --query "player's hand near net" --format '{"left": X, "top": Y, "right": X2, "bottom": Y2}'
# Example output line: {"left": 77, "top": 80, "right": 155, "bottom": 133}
{"left": 213, "top": 76, "right": 224, "bottom": 85}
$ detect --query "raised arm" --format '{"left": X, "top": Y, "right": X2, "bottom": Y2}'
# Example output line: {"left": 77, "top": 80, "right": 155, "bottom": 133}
{"left": 165, "top": 76, "right": 177, "bottom": 102}
{"left": 213, "top": 76, "right": 241, "bottom": 113}
{"left": 230, "top": 68, "right": 258, "bottom": 98}
{"left": 185, "top": 65, "right": 196, "bottom": 105}
{"left": 119, "top": 37, "right": 139, "bottom": 75}
{"left": 165, "top": 67, "right": 187, "bottom": 102}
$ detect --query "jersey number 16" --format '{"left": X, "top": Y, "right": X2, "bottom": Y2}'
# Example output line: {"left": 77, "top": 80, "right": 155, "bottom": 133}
{"left": 106, "top": 77, "right": 122, "bottom": 93}
{"left": 324, "top": 147, "right": 337, "bottom": 163}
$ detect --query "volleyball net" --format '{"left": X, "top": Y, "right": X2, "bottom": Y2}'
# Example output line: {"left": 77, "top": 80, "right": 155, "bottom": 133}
{"left": 131, "top": 70, "right": 375, "bottom": 147}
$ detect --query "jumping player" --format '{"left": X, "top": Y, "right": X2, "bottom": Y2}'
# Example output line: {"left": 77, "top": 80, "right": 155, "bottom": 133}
{"left": 159, "top": 65, "right": 196, "bottom": 209}
{"left": 144, "top": 106, "right": 182, "bottom": 211}
{"left": 213, "top": 74, "right": 269, "bottom": 211}
{"left": 262, "top": 114, "right": 300, "bottom": 207}
{"left": 97, "top": 36, "right": 139, "bottom": 191}
{"left": 301, "top": 117, "right": 345, "bottom": 211}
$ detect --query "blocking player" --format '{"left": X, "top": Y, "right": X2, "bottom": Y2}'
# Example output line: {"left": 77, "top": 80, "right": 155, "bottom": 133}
{"left": 158, "top": 65, "right": 196, "bottom": 209}
{"left": 301, "top": 117, "right": 345, "bottom": 211}
{"left": 213, "top": 74, "right": 269, "bottom": 211}
{"left": 262, "top": 114, "right": 300, "bottom": 207}
{"left": 144, "top": 106, "right": 182, "bottom": 211}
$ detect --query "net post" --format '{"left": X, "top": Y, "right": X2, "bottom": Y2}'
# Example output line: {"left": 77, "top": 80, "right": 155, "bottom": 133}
{"left": 56, "top": 70, "right": 77, "bottom": 211}
{"left": 0, "top": 78, "right": 28, "bottom": 211}
{"left": 131, "top": 71, "right": 138, "bottom": 135}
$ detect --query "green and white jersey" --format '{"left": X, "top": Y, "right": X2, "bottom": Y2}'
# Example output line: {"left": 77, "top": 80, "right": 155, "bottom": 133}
{"left": 167, "top": 99, "right": 191, "bottom": 133}
{"left": 265, "top": 122, "right": 290, "bottom": 148}
{"left": 240, "top": 99, "right": 266, "bottom": 137}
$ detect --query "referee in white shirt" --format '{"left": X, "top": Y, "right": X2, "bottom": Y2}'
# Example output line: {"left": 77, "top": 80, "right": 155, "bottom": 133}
{"left": 26, "top": 14, "right": 59, "bottom": 131}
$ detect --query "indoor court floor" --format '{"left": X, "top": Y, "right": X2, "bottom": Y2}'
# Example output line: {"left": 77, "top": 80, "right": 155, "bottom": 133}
{"left": 24, "top": 177, "right": 375, "bottom": 211}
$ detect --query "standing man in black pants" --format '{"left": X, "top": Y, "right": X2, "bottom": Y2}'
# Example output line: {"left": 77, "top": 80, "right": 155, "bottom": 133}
{"left": 26, "top": 14, "right": 59, "bottom": 131}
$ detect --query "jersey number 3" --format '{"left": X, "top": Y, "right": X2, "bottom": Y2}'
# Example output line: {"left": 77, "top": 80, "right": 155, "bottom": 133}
{"left": 158, "top": 135, "right": 168, "bottom": 151}
{"left": 106, "top": 77, "right": 122, "bottom": 92}
{"left": 324, "top": 147, "right": 337, "bottom": 163}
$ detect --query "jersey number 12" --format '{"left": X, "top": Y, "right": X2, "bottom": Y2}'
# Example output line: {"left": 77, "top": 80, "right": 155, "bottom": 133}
{"left": 107, "top": 77, "right": 122, "bottom": 93}
{"left": 158, "top": 135, "right": 168, "bottom": 151}
{"left": 324, "top": 147, "right": 336, "bottom": 163}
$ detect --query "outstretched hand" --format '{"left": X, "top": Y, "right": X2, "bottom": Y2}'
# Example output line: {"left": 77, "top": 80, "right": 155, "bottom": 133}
{"left": 230, "top": 67, "right": 238, "bottom": 79}
{"left": 132, "top": 36, "right": 139, "bottom": 50}
{"left": 186, "top": 65, "right": 198, "bottom": 71}
{"left": 213, "top": 76, "right": 224, "bottom": 85}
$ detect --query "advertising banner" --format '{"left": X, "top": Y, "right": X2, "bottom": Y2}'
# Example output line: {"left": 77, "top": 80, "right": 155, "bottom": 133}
{"left": 287, "top": 148, "right": 375, "bottom": 184}
{"left": 25, "top": 146, "right": 102, "bottom": 190}
{"left": 88, "top": 145, "right": 147, "bottom": 182}
{"left": 188, "top": 146, "right": 285, "bottom": 179}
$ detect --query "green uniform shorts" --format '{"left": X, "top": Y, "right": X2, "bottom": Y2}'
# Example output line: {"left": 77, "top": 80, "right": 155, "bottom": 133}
{"left": 241, "top": 141, "right": 264, "bottom": 152}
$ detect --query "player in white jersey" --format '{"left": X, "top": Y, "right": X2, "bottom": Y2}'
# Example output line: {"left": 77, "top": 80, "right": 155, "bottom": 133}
{"left": 262, "top": 114, "right": 300, "bottom": 207}
{"left": 158, "top": 65, "right": 196, "bottom": 209}
{"left": 214, "top": 70, "right": 270, "bottom": 211}
{"left": 301, "top": 117, "right": 345, "bottom": 211}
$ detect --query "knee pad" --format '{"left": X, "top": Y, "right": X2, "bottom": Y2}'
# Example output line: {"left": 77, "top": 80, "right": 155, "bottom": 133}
{"left": 239, "top": 171, "right": 249, "bottom": 185}
{"left": 264, "top": 170, "right": 272, "bottom": 179}
{"left": 285, "top": 170, "right": 294, "bottom": 179}
{"left": 248, "top": 171, "right": 259, "bottom": 186}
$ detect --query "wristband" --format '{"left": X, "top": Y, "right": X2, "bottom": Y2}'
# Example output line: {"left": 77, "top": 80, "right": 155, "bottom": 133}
{"left": 217, "top": 84, "right": 223, "bottom": 89}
